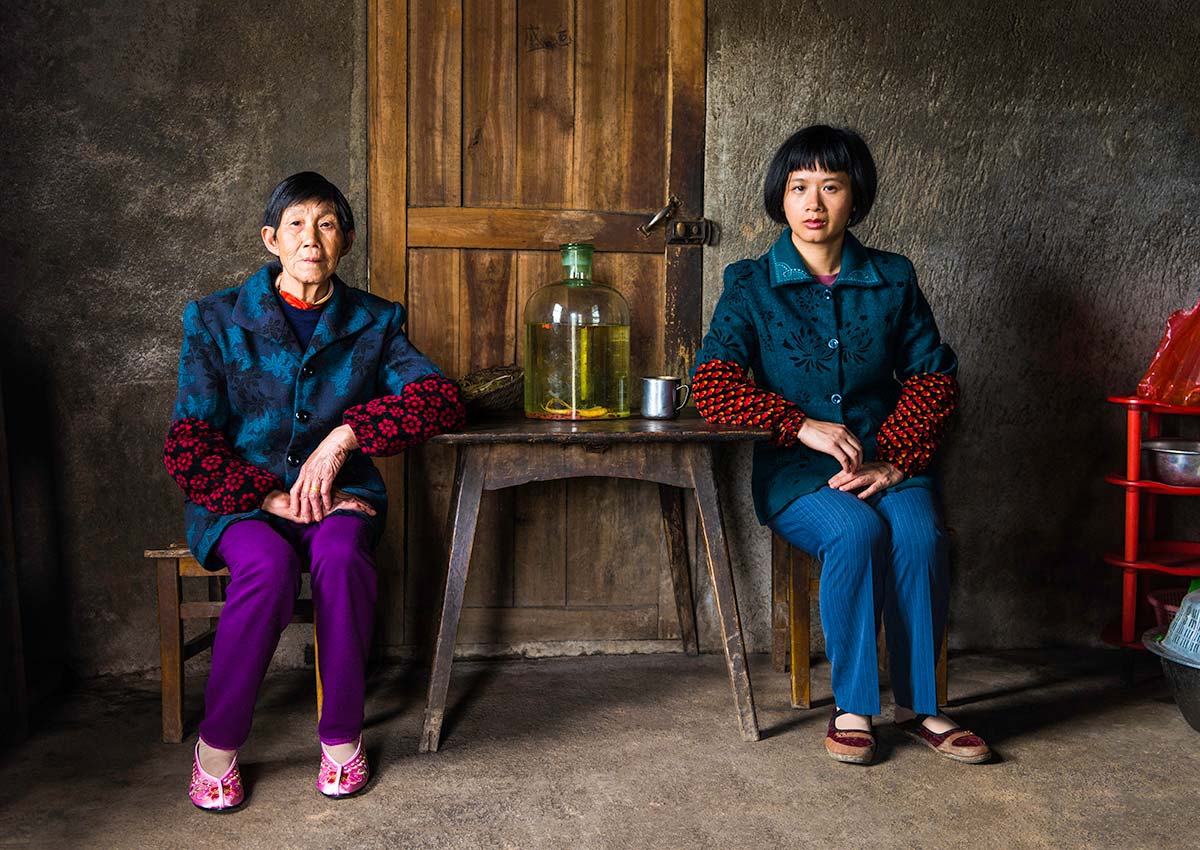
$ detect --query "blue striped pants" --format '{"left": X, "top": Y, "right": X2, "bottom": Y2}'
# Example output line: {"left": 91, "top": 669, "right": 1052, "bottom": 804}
{"left": 769, "top": 486, "right": 949, "bottom": 716}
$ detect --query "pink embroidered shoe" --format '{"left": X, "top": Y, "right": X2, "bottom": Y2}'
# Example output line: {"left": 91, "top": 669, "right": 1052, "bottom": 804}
{"left": 188, "top": 742, "right": 244, "bottom": 812}
{"left": 318, "top": 739, "right": 370, "bottom": 798}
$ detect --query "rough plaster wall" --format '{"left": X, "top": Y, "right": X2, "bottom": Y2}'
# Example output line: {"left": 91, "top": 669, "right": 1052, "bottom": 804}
{"left": 0, "top": 0, "right": 368, "bottom": 678}
{"left": 704, "top": 0, "right": 1200, "bottom": 652}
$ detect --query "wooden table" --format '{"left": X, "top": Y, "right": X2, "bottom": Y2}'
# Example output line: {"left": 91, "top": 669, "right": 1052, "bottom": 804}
{"left": 419, "top": 412, "right": 770, "bottom": 752}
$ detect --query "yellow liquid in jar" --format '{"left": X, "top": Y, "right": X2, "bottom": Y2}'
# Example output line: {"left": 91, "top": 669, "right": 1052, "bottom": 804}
{"left": 524, "top": 322, "right": 630, "bottom": 419}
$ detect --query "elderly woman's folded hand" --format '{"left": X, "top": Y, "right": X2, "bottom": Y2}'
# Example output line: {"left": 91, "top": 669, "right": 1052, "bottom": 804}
{"left": 289, "top": 423, "right": 360, "bottom": 522}
{"left": 329, "top": 490, "right": 377, "bottom": 516}
{"left": 261, "top": 489, "right": 303, "bottom": 522}
{"left": 261, "top": 485, "right": 377, "bottom": 524}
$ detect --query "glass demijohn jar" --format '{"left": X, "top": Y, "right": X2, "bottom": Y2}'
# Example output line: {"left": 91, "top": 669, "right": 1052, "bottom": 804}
{"left": 523, "top": 243, "right": 631, "bottom": 419}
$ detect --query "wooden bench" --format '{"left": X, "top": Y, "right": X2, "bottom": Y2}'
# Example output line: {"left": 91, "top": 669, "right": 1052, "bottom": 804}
{"left": 146, "top": 545, "right": 320, "bottom": 743}
{"left": 771, "top": 537, "right": 949, "bottom": 709}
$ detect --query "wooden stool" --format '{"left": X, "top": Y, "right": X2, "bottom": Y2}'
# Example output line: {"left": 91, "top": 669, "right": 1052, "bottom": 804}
{"left": 771, "top": 537, "right": 949, "bottom": 709}
{"left": 146, "top": 545, "right": 320, "bottom": 743}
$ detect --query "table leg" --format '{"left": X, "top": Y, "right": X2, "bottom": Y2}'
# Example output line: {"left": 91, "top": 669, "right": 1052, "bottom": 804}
{"left": 420, "top": 446, "right": 487, "bottom": 753}
{"left": 688, "top": 446, "right": 760, "bottom": 742}
{"left": 659, "top": 484, "right": 699, "bottom": 655}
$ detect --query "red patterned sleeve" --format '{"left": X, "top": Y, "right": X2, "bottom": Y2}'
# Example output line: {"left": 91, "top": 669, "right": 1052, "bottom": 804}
{"left": 343, "top": 373, "right": 466, "bottom": 457}
{"left": 692, "top": 359, "right": 807, "bottom": 447}
{"left": 875, "top": 372, "right": 959, "bottom": 476}
{"left": 163, "top": 417, "right": 283, "bottom": 514}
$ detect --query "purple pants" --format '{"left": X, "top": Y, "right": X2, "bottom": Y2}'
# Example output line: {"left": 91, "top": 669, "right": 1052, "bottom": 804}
{"left": 198, "top": 514, "right": 377, "bottom": 749}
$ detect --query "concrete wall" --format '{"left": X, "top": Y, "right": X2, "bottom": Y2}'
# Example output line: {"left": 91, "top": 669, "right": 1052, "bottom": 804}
{"left": 705, "top": 0, "right": 1200, "bottom": 652}
{"left": 3, "top": 0, "right": 1198, "bottom": 682}
{"left": 0, "top": 0, "right": 367, "bottom": 683}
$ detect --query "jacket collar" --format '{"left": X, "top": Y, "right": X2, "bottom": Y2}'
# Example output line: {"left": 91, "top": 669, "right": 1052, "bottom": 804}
{"left": 233, "top": 262, "right": 372, "bottom": 357}
{"left": 768, "top": 229, "right": 885, "bottom": 287}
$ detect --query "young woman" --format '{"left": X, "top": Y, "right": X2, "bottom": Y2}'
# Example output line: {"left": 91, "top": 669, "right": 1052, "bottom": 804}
{"left": 692, "top": 126, "right": 989, "bottom": 765}
{"left": 164, "top": 172, "right": 465, "bottom": 809}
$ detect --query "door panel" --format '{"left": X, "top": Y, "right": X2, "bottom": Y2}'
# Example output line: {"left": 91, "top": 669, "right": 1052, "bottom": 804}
{"left": 407, "top": 0, "right": 462, "bottom": 206}
{"left": 623, "top": 0, "right": 671, "bottom": 211}
{"left": 566, "top": 478, "right": 663, "bottom": 606}
{"left": 460, "top": 250, "right": 518, "bottom": 374}
{"left": 596, "top": 252, "right": 666, "bottom": 395}
{"left": 573, "top": 0, "right": 627, "bottom": 209}
{"left": 372, "top": 0, "right": 706, "bottom": 653}
{"left": 463, "top": 0, "right": 517, "bottom": 206}
{"left": 516, "top": 0, "right": 575, "bottom": 207}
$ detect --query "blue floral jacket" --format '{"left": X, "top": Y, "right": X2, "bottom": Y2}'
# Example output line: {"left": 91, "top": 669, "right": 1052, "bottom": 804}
{"left": 172, "top": 262, "right": 445, "bottom": 568}
{"left": 694, "top": 229, "right": 958, "bottom": 524}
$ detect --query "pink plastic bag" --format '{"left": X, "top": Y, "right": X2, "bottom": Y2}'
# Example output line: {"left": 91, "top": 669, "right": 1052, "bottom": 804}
{"left": 1138, "top": 298, "right": 1200, "bottom": 406}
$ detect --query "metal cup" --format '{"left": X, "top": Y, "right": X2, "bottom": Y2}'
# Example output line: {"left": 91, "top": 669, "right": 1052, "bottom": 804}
{"left": 641, "top": 376, "right": 691, "bottom": 419}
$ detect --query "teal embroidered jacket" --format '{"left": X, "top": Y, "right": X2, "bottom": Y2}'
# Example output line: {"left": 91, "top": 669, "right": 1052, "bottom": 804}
{"left": 693, "top": 229, "right": 958, "bottom": 524}
{"left": 170, "top": 263, "right": 451, "bottom": 568}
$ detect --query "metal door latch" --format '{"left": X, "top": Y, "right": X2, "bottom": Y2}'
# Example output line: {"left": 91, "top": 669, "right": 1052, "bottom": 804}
{"left": 638, "top": 195, "right": 717, "bottom": 245}
{"left": 638, "top": 196, "right": 679, "bottom": 237}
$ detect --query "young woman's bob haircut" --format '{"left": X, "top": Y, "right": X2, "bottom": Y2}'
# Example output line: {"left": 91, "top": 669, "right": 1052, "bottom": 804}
{"left": 262, "top": 171, "right": 356, "bottom": 234}
{"left": 763, "top": 125, "right": 877, "bottom": 228}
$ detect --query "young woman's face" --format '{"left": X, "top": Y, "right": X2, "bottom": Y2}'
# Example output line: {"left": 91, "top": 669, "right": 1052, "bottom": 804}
{"left": 782, "top": 167, "right": 853, "bottom": 246}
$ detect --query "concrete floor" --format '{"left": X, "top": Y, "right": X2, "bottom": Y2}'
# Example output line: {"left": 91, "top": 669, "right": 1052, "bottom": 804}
{"left": 0, "top": 650, "right": 1194, "bottom": 850}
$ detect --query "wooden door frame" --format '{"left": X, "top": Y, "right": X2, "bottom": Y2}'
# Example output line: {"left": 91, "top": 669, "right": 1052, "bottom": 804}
{"left": 663, "top": 0, "right": 706, "bottom": 380}
{"left": 368, "top": 0, "right": 409, "bottom": 306}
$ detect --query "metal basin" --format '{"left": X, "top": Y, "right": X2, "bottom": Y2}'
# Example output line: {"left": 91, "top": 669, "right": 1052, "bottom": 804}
{"left": 1145, "top": 628, "right": 1200, "bottom": 733}
{"left": 1141, "top": 438, "right": 1200, "bottom": 486}
{"left": 1162, "top": 656, "right": 1200, "bottom": 733}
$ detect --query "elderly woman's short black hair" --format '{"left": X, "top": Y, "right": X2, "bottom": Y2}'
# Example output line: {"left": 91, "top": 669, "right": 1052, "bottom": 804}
{"left": 763, "top": 126, "right": 877, "bottom": 227}
{"left": 263, "top": 171, "right": 356, "bottom": 234}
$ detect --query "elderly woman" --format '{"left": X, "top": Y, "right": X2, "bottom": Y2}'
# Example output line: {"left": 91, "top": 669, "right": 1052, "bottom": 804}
{"left": 692, "top": 126, "right": 989, "bottom": 765}
{"left": 164, "top": 172, "right": 464, "bottom": 810}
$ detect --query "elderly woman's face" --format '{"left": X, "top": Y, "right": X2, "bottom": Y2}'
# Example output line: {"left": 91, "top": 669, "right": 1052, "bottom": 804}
{"left": 261, "top": 199, "right": 354, "bottom": 286}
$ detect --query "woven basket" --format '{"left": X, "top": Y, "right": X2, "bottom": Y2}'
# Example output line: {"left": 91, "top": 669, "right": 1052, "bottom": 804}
{"left": 458, "top": 365, "right": 524, "bottom": 414}
{"left": 1148, "top": 588, "right": 1188, "bottom": 629}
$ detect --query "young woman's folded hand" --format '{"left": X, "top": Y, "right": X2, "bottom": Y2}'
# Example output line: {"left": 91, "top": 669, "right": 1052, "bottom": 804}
{"left": 797, "top": 418, "right": 863, "bottom": 473}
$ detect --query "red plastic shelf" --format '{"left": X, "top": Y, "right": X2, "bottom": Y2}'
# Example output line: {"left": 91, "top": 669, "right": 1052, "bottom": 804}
{"left": 1103, "top": 553, "right": 1200, "bottom": 577}
{"left": 1105, "top": 396, "right": 1200, "bottom": 649}
{"left": 1104, "top": 473, "right": 1200, "bottom": 496}
{"left": 1107, "top": 395, "right": 1200, "bottom": 415}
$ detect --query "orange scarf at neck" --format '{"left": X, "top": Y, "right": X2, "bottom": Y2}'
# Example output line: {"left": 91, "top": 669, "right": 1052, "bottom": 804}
{"left": 276, "top": 276, "right": 332, "bottom": 311}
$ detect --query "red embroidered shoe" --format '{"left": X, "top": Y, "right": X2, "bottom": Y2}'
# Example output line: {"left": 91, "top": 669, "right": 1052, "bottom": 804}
{"left": 897, "top": 715, "right": 991, "bottom": 764}
{"left": 824, "top": 709, "right": 876, "bottom": 765}
{"left": 188, "top": 742, "right": 244, "bottom": 812}
{"left": 318, "top": 738, "right": 370, "bottom": 798}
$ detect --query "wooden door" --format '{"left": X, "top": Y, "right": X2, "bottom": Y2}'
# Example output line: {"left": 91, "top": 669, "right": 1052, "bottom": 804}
{"left": 369, "top": 0, "right": 706, "bottom": 654}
